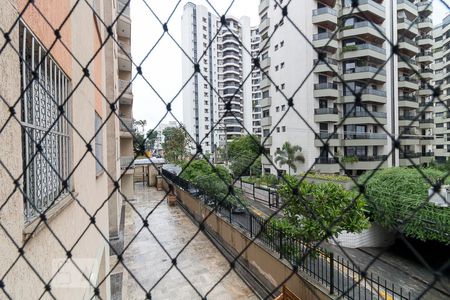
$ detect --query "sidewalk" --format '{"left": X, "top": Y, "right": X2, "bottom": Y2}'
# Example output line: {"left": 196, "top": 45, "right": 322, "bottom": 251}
{"left": 116, "top": 185, "right": 258, "bottom": 299}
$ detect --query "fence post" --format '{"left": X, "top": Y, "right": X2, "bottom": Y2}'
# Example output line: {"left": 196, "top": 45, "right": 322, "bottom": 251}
{"left": 252, "top": 183, "right": 255, "bottom": 198}
{"left": 249, "top": 214, "right": 253, "bottom": 237}
{"left": 229, "top": 207, "right": 232, "bottom": 223}
{"left": 329, "top": 252, "right": 335, "bottom": 295}
{"left": 279, "top": 230, "right": 283, "bottom": 259}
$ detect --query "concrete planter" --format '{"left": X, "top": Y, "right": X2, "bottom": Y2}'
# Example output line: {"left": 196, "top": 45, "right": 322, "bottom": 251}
{"left": 167, "top": 193, "right": 177, "bottom": 206}
{"left": 331, "top": 223, "right": 394, "bottom": 248}
{"left": 156, "top": 175, "right": 163, "bottom": 191}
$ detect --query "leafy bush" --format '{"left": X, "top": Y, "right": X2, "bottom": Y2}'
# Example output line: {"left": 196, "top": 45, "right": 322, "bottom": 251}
{"left": 298, "top": 172, "right": 352, "bottom": 182}
{"left": 359, "top": 167, "right": 450, "bottom": 244}
{"left": 277, "top": 176, "right": 369, "bottom": 242}
{"left": 342, "top": 45, "right": 358, "bottom": 52}
{"left": 180, "top": 159, "right": 247, "bottom": 209}
{"left": 227, "top": 135, "right": 262, "bottom": 178}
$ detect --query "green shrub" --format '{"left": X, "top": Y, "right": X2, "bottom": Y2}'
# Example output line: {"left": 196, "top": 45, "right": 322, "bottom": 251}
{"left": 277, "top": 176, "right": 369, "bottom": 243}
{"left": 359, "top": 167, "right": 450, "bottom": 244}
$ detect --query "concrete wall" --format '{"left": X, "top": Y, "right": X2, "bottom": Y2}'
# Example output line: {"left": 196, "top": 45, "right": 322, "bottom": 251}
{"left": 163, "top": 179, "right": 333, "bottom": 300}
{"left": 333, "top": 224, "right": 395, "bottom": 249}
{"left": 0, "top": 1, "right": 110, "bottom": 298}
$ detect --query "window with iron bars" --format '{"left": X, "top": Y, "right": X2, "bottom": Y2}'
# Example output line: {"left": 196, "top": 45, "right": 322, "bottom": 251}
{"left": 19, "top": 22, "right": 71, "bottom": 221}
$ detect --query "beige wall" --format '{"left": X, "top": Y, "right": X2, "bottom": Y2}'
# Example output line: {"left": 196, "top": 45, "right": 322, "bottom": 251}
{"left": 0, "top": 1, "right": 111, "bottom": 299}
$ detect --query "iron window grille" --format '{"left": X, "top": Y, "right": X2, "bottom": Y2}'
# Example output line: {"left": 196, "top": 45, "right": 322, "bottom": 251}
{"left": 20, "top": 22, "right": 71, "bottom": 222}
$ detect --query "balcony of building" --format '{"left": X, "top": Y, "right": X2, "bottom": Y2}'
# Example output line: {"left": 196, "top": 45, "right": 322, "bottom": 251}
{"left": 398, "top": 115, "right": 419, "bottom": 127}
{"left": 398, "top": 37, "right": 419, "bottom": 57}
{"left": 118, "top": 41, "right": 132, "bottom": 72}
{"left": 416, "top": 0, "right": 433, "bottom": 18}
{"left": 313, "top": 82, "right": 339, "bottom": 98}
{"left": 415, "top": 51, "right": 433, "bottom": 63}
{"left": 399, "top": 152, "right": 421, "bottom": 166}
{"left": 261, "top": 96, "right": 271, "bottom": 108}
{"left": 418, "top": 17, "right": 433, "bottom": 33}
{"left": 119, "top": 116, "right": 133, "bottom": 137}
{"left": 397, "top": 18, "right": 418, "bottom": 39}
{"left": 314, "top": 132, "right": 342, "bottom": 147}
{"left": 420, "top": 152, "right": 434, "bottom": 164}
{"left": 417, "top": 86, "right": 433, "bottom": 97}
{"left": 312, "top": 32, "right": 338, "bottom": 53}
{"left": 419, "top": 118, "right": 434, "bottom": 129}
{"left": 342, "top": 155, "right": 388, "bottom": 170}
{"left": 313, "top": 57, "right": 339, "bottom": 76}
{"left": 341, "top": 0, "right": 386, "bottom": 24}
{"left": 343, "top": 132, "right": 388, "bottom": 146}
{"left": 314, "top": 107, "right": 339, "bottom": 123}
{"left": 341, "top": 43, "right": 386, "bottom": 63}
{"left": 340, "top": 21, "right": 385, "bottom": 44}
{"left": 420, "top": 68, "right": 433, "bottom": 80}
{"left": 314, "top": 157, "right": 340, "bottom": 174}
{"left": 415, "top": 35, "right": 433, "bottom": 49}
{"left": 342, "top": 66, "right": 386, "bottom": 83}
{"left": 341, "top": 88, "right": 387, "bottom": 104}
{"left": 259, "top": 17, "right": 270, "bottom": 34}
{"left": 398, "top": 95, "right": 418, "bottom": 109}
{"left": 317, "top": 0, "right": 337, "bottom": 7}
{"left": 261, "top": 57, "right": 271, "bottom": 70}
{"left": 420, "top": 137, "right": 435, "bottom": 146}
{"left": 343, "top": 111, "right": 387, "bottom": 125}
{"left": 398, "top": 76, "right": 419, "bottom": 91}
{"left": 258, "top": 0, "right": 270, "bottom": 14}
{"left": 312, "top": 7, "right": 337, "bottom": 31}
{"left": 261, "top": 116, "right": 272, "bottom": 127}
{"left": 118, "top": 79, "right": 133, "bottom": 105}
{"left": 117, "top": 0, "right": 131, "bottom": 38}
{"left": 398, "top": 57, "right": 419, "bottom": 74}
{"left": 397, "top": 0, "right": 419, "bottom": 19}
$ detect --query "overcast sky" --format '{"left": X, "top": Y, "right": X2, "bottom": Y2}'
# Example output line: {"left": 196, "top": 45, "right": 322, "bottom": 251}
{"left": 130, "top": 0, "right": 449, "bottom": 131}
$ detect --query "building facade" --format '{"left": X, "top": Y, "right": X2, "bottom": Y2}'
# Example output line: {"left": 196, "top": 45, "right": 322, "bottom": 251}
{"left": 182, "top": 2, "right": 260, "bottom": 155}
{"left": 0, "top": 0, "right": 127, "bottom": 298}
{"left": 258, "top": 0, "right": 434, "bottom": 176}
{"left": 433, "top": 14, "right": 450, "bottom": 162}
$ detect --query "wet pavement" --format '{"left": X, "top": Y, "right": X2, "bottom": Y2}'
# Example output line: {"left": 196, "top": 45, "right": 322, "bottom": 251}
{"left": 116, "top": 185, "right": 258, "bottom": 300}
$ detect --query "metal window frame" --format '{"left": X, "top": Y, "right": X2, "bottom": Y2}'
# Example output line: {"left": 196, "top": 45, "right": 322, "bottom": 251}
{"left": 20, "top": 21, "right": 72, "bottom": 222}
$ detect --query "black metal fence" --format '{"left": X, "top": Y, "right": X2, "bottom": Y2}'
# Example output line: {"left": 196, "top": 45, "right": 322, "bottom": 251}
{"left": 163, "top": 169, "right": 411, "bottom": 300}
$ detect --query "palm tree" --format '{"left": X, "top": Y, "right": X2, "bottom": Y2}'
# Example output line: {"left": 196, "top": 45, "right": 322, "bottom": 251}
{"left": 274, "top": 142, "right": 305, "bottom": 175}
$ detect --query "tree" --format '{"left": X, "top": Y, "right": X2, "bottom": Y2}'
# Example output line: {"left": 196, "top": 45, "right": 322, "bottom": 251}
{"left": 146, "top": 130, "right": 158, "bottom": 150}
{"left": 162, "top": 127, "right": 188, "bottom": 164}
{"left": 274, "top": 142, "right": 305, "bottom": 175}
{"left": 277, "top": 176, "right": 369, "bottom": 243}
{"left": 227, "top": 135, "right": 261, "bottom": 178}
{"left": 359, "top": 167, "right": 450, "bottom": 244}
{"left": 180, "top": 159, "right": 246, "bottom": 209}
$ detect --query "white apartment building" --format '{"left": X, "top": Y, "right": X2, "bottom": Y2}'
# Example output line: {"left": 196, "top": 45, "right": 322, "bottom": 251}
{"left": 258, "top": 0, "right": 435, "bottom": 176}
{"left": 251, "top": 27, "right": 263, "bottom": 136}
{"left": 433, "top": 14, "right": 450, "bottom": 162}
{"left": 182, "top": 2, "right": 260, "bottom": 154}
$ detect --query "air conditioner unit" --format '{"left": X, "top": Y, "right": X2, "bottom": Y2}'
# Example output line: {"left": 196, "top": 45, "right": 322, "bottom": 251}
{"left": 428, "top": 185, "right": 450, "bottom": 207}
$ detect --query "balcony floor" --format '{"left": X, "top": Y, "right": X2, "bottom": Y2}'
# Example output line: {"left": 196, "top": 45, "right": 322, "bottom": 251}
{"left": 113, "top": 184, "right": 257, "bottom": 299}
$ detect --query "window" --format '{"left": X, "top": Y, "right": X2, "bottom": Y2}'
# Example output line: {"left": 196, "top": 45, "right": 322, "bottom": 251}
{"left": 276, "top": 106, "right": 280, "bottom": 112}
{"left": 282, "top": 126, "right": 286, "bottom": 132}
{"left": 275, "top": 45, "right": 279, "bottom": 51}
{"left": 281, "top": 105, "right": 286, "bottom": 111}
{"left": 280, "top": 62, "right": 285, "bottom": 69}
{"left": 280, "top": 41, "right": 284, "bottom": 47}
{"left": 20, "top": 24, "right": 71, "bottom": 220}
{"left": 281, "top": 83, "right": 285, "bottom": 90}
{"left": 277, "top": 127, "right": 280, "bottom": 133}
{"left": 95, "top": 113, "right": 103, "bottom": 175}
{"left": 275, "top": 65, "right": 279, "bottom": 71}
